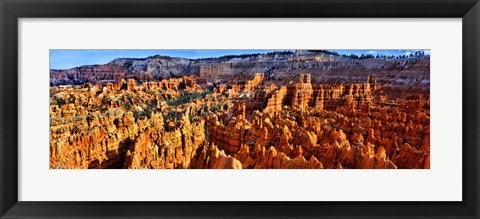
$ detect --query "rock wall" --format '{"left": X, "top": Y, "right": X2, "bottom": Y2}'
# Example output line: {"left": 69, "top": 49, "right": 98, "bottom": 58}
{"left": 50, "top": 62, "right": 429, "bottom": 169}
{"left": 51, "top": 51, "right": 430, "bottom": 89}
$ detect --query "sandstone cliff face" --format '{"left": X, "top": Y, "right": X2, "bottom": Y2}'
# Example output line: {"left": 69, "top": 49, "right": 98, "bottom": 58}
{"left": 50, "top": 77, "right": 209, "bottom": 169}
{"left": 192, "top": 143, "right": 242, "bottom": 169}
{"left": 50, "top": 57, "right": 429, "bottom": 169}
{"left": 50, "top": 64, "right": 128, "bottom": 86}
{"left": 51, "top": 51, "right": 430, "bottom": 93}
{"left": 122, "top": 114, "right": 207, "bottom": 169}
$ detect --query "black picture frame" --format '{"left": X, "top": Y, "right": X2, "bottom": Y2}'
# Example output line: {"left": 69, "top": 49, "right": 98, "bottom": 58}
{"left": 1, "top": 0, "right": 479, "bottom": 218}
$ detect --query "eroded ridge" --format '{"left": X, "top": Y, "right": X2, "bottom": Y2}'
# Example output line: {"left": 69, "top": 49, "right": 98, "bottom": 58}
{"left": 50, "top": 70, "right": 429, "bottom": 169}
{"left": 50, "top": 51, "right": 430, "bottom": 169}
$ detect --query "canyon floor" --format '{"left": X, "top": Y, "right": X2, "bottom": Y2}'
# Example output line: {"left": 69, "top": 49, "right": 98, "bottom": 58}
{"left": 49, "top": 71, "right": 430, "bottom": 169}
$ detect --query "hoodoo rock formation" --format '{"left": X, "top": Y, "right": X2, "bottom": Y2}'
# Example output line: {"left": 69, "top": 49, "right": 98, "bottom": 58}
{"left": 50, "top": 50, "right": 430, "bottom": 169}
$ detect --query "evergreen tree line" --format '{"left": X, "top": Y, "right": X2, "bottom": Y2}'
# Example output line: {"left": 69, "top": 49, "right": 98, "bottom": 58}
{"left": 307, "top": 50, "right": 429, "bottom": 59}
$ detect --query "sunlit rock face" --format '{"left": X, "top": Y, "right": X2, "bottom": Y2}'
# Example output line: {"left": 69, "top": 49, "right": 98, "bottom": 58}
{"left": 50, "top": 51, "right": 430, "bottom": 169}
{"left": 50, "top": 51, "right": 430, "bottom": 89}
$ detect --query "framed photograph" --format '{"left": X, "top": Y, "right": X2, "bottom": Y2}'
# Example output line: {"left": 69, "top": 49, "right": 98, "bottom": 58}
{"left": 1, "top": 0, "right": 479, "bottom": 218}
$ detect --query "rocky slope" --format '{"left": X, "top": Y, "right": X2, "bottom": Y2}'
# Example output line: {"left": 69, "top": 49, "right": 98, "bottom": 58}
{"left": 50, "top": 50, "right": 430, "bottom": 94}
{"left": 50, "top": 70, "right": 429, "bottom": 169}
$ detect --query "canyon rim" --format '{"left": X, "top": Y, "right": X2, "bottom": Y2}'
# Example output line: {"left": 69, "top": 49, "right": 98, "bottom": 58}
{"left": 49, "top": 49, "right": 430, "bottom": 169}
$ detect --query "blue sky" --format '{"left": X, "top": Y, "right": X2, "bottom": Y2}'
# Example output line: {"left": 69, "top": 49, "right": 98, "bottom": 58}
{"left": 50, "top": 49, "right": 430, "bottom": 70}
{"left": 50, "top": 50, "right": 285, "bottom": 70}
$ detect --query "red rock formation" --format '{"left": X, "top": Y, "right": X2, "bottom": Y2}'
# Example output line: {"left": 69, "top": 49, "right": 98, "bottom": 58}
{"left": 289, "top": 73, "right": 314, "bottom": 111}
{"left": 50, "top": 65, "right": 429, "bottom": 169}
{"left": 392, "top": 143, "right": 429, "bottom": 169}
{"left": 244, "top": 73, "right": 264, "bottom": 91}
{"left": 263, "top": 86, "right": 287, "bottom": 116}
{"left": 50, "top": 63, "right": 128, "bottom": 85}
{"left": 126, "top": 79, "right": 137, "bottom": 92}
